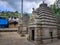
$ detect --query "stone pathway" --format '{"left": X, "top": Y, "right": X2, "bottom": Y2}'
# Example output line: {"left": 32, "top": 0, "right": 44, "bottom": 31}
{"left": 0, "top": 32, "right": 60, "bottom": 45}
{"left": 0, "top": 32, "right": 35, "bottom": 45}
{"left": 46, "top": 40, "right": 60, "bottom": 45}
{"left": 40, "top": 40, "right": 60, "bottom": 45}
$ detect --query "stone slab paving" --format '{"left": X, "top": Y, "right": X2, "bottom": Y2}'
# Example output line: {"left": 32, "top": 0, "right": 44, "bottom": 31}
{"left": 0, "top": 32, "right": 60, "bottom": 45}
{"left": 39, "top": 40, "right": 60, "bottom": 45}
{"left": 0, "top": 32, "right": 35, "bottom": 45}
{"left": 46, "top": 40, "right": 60, "bottom": 45}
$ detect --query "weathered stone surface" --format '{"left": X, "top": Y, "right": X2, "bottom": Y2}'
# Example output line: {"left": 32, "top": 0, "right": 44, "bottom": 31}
{"left": 0, "top": 32, "right": 35, "bottom": 45}
{"left": 28, "top": 2, "right": 58, "bottom": 45}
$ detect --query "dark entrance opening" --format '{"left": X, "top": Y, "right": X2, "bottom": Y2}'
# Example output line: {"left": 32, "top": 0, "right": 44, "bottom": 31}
{"left": 49, "top": 32, "right": 53, "bottom": 39}
{"left": 32, "top": 30, "right": 34, "bottom": 40}
{"left": 57, "top": 30, "right": 60, "bottom": 39}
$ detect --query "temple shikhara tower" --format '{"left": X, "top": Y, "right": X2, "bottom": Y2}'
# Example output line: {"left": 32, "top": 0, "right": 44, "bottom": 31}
{"left": 28, "top": 2, "right": 58, "bottom": 44}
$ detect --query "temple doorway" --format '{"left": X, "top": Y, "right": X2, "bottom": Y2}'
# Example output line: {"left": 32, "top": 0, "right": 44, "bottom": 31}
{"left": 32, "top": 30, "right": 35, "bottom": 40}
{"left": 49, "top": 32, "right": 53, "bottom": 39}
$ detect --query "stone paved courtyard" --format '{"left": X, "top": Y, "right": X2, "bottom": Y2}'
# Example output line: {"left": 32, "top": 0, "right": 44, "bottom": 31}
{"left": 0, "top": 32, "right": 35, "bottom": 45}
{"left": 0, "top": 32, "right": 60, "bottom": 45}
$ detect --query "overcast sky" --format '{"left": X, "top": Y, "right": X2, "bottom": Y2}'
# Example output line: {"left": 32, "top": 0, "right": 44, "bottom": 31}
{"left": 0, "top": 0, "right": 56, "bottom": 13}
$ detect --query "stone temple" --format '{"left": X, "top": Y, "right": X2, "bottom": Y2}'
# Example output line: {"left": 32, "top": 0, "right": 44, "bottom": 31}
{"left": 28, "top": 2, "right": 58, "bottom": 44}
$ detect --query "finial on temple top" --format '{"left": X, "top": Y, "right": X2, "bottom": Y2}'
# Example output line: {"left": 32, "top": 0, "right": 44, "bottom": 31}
{"left": 32, "top": 8, "right": 35, "bottom": 11}
{"left": 43, "top": 1, "right": 44, "bottom": 4}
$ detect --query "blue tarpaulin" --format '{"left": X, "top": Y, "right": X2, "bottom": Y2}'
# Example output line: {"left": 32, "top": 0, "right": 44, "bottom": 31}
{"left": 0, "top": 19, "right": 8, "bottom": 25}
{"left": 0, "top": 17, "right": 9, "bottom": 28}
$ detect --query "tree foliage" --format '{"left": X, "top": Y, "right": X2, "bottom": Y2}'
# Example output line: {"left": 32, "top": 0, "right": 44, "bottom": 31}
{"left": 50, "top": 4, "right": 60, "bottom": 18}
{"left": 0, "top": 11, "right": 21, "bottom": 19}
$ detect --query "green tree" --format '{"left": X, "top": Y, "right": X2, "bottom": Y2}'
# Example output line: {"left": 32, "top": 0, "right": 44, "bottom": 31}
{"left": 50, "top": 4, "right": 60, "bottom": 18}
{"left": 0, "top": 11, "right": 21, "bottom": 19}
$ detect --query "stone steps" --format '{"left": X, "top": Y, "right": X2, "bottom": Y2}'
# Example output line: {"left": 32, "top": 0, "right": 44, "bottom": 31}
{"left": 0, "top": 28, "right": 18, "bottom": 32}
